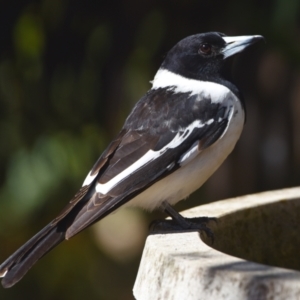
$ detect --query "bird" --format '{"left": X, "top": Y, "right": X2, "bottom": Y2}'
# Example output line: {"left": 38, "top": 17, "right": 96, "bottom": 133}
{"left": 0, "top": 32, "right": 263, "bottom": 288}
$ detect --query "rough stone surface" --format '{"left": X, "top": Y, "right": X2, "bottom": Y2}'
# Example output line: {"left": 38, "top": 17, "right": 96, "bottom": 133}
{"left": 133, "top": 187, "right": 300, "bottom": 300}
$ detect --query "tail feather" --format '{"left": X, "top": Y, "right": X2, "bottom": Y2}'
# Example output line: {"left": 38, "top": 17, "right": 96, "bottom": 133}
{"left": 0, "top": 224, "right": 65, "bottom": 288}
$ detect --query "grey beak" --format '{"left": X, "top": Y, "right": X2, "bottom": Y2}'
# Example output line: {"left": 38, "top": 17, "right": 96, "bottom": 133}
{"left": 222, "top": 35, "right": 264, "bottom": 58}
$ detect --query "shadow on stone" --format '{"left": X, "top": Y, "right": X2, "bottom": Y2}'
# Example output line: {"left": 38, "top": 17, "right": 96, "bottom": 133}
{"left": 202, "top": 198, "right": 300, "bottom": 271}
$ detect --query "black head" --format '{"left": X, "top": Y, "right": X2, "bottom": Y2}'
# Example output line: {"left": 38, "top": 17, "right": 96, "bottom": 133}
{"left": 161, "top": 32, "right": 263, "bottom": 81}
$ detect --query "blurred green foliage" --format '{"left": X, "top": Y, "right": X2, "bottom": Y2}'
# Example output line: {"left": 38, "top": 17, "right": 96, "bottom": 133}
{"left": 0, "top": 0, "right": 300, "bottom": 299}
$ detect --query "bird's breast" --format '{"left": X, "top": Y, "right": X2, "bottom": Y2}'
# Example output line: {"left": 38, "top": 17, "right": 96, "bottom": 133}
{"left": 127, "top": 91, "right": 244, "bottom": 211}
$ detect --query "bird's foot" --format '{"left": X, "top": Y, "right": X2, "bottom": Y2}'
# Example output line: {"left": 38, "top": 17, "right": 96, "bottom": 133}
{"left": 149, "top": 216, "right": 216, "bottom": 243}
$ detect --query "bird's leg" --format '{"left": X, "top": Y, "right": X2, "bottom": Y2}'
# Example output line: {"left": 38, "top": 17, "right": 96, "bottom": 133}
{"left": 150, "top": 201, "right": 215, "bottom": 243}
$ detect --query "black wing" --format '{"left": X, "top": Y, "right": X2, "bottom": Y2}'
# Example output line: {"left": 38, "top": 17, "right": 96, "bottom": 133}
{"left": 0, "top": 88, "right": 233, "bottom": 287}
{"left": 64, "top": 88, "right": 234, "bottom": 237}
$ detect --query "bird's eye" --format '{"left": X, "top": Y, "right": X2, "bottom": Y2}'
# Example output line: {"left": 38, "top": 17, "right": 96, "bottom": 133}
{"left": 199, "top": 43, "right": 212, "bottom": 55}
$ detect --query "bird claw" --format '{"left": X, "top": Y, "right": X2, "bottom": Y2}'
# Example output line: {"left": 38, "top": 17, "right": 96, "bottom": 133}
{"left": 149, "top": 216, "right": 216, "bottom": 244}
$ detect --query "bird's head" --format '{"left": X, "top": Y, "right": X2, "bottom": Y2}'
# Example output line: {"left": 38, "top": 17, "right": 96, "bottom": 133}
{"left": 161, "top": 32, "right": 264, "bottom": 81}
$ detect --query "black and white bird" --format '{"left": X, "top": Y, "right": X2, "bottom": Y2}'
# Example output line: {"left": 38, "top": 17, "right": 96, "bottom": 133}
{"left": 0, "top": 32, "right": 263, "bottom": 288}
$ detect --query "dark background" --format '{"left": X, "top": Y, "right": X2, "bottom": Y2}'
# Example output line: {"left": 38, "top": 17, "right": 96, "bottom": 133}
{"left": 0, "top": 0, "right": 299, "bottom": 299}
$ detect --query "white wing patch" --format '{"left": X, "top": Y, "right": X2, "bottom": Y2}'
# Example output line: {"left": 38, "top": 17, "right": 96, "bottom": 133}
{"left": 82, "top": 171, "right": 97, "bottom": 187}
{"left": 178, "top": 140, "right": 200, "bottom": 167}
{"left": 151, "top": 69, "right": 230, "bottom": 103}
{"left": 96, "top": 119, "right": 205, "bottom": 195}
{"left": 0, "top": 269, "right": 7, "bottom": 278}
{"left": 219, "top": 106, "right": 234, "bottom": 140}
{"left": 206, "top": 118, "right": 214, "bottom": 125}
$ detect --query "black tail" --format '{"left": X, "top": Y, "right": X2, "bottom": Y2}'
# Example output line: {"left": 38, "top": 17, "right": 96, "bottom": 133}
{"left": 0, "top": 223, "right": 65, "bottom": 288}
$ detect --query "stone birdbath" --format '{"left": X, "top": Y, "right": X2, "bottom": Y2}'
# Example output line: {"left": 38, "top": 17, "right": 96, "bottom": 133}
{"left": 133, "top": 187, "right": 300, "bottom": 300}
